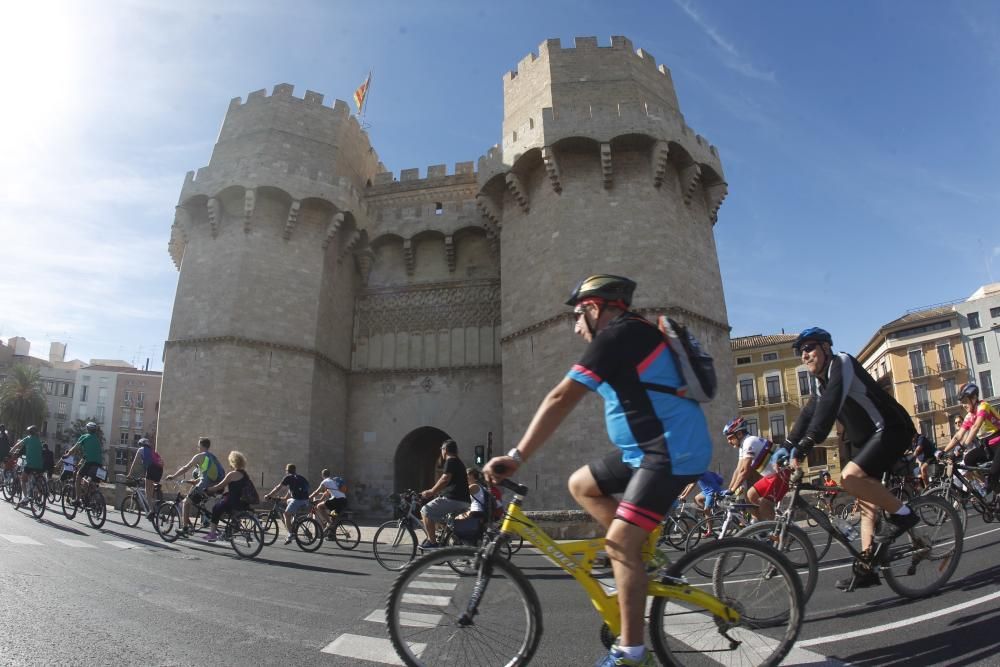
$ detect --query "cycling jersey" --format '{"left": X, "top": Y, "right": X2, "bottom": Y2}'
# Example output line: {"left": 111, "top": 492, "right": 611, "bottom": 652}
{"left": 19, "top": 435, "right": 43, "bottom": 470}
{"left": 567, "top": 313, "right": 711, "bottom": 475}
{"left": 788, "top": 352, "right": 914, "bottom": 450}
{"left": 198, "top": 452, "right": 224, "bottom": 482}
{"left": 320, "top": 476, "right": 346, "bottom": 499}
{"left": 962, "top": 401, "right": 1000, "bottom": 446}
{"left": 739, "top": 434, "right": 777, "bottom": 476}
{"left": 76, "top": 433, "right": 103, "bottom": 465}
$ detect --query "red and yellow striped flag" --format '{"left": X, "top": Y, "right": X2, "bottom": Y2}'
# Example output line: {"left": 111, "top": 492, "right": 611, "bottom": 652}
{"left": 353, "top": 72, "right": 372, "bottom": 112}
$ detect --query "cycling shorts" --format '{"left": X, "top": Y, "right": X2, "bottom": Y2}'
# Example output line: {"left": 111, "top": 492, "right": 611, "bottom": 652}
{"left": 752, "top": 470, "right": 791, "bottom": 502}
{"left": 846, "top": 427, "right": 912, "bottom": 478}
{"left": 589, "top": 449, "right": 699, "bottom": 533}
{"left": 145, "top": 464, "right": 163, "bottom": 483}
{"left": 80, "top": 462, "right": 100, "bottom": 479}
{"left": 323, "top": 497, "right": 347, "bottom": 513}
{"left": 702, "top": 489, "right": 721, "bottom": 509}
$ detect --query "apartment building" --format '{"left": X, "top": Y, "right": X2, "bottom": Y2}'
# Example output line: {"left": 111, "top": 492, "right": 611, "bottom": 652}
{"left": 70, "top": 366, "right": 121, "bottom": 437}
{"left": 108, "top": 370, "right": 162, "bottom": 476}
{"left": 731, "top": 334, "right": 841, "bottom": 477}
{"left": 858, "top": 305, "right": 971, "bottom": 444}
{"left": 958, "top": 283, "right": 1000, "bottom": 404}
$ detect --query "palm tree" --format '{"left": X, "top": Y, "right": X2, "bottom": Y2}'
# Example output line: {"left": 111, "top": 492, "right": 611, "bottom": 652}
{"left": 0, "top": 364, "right": 48, "bottom": 439}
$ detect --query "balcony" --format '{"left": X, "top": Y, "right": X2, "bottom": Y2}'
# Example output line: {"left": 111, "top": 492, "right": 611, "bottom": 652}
{"left": 941, "top": 395, "right": 962, "bottom": 408}
{"left": 913, "top": 400, "right": 938, "bottom": 415}
{"left": 763, "top": 392, "right": 789, "bottom": 406}
{"left": 908, "top": 365, "right": 937, "bottom": 380}
{"left": 738, "top": 398, "right": 757, "bottom": 410}
{"left": 938, "top": 360, "right": 966, "bottom": 375}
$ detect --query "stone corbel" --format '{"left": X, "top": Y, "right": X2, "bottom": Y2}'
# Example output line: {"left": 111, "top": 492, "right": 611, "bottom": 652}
{"left": 704, "top": 182, "right": 728, "bottom": 222}
{"left": 355, "top": 248, "right": 376, "bottom": 286}
{"left": 282, "top": 200, "right": 301, "bottom": 240}
{"left": 600, "top": 143, "right": 612, "bottom": 189}
{"left": 445, "top": 235, "right": 455, "bottom": 272}
{"left": 505, "top": 172, "right": 530, "bottom": 212}
{"left": 541, "top": 146, "right": 562, "bottom": 193}
{"left": 206, "top": 197, "right": 221, "bottom": 238}
{"left": 403, "top": 239, "right": 415, "bottom": 275}
{"left": 339, "top": 229, "right": 362, "bottom": 264}
{"left": 243, "top": 189, "right": 256, "bottom": 233}
{"left": 169, "top": 207, "right": 191, "bottom": 269}
{"left": 679, "top": 163, "right": 702, "bottom": 205}
{"left": 652, "top": 141, "right": 670, "bottom": 188}
{"left": 323, "top": 212, "right": 345, "bottom": 249}
{"left": 476, "top": 193, "right": 502, "bottom": 228}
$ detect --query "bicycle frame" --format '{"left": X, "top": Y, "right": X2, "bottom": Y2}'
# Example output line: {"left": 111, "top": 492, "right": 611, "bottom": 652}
{"left": 497, "top": 494, "right": 739, "bottom": 638}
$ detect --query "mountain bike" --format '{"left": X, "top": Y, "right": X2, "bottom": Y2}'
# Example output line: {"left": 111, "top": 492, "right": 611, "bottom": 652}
{"left": 683, "top": 494, "right": 755, "bottom": 552}
{"left": 656, "top": 500, "right": 698, "bottom": 551}
{"left": 385, "top": 477, "right": 804, "bottom": 666}
{"left": 118, "top": 476, "right": 168, "bottom": 527}
{"left": 766, "top": 467, "right": 962, "bottom": 598}
{"left": 155, "top": 481, "right": 264, "bottom": 558}
{"left": 2, "top": 456, "right": 22, "bottom": 503}
{"left": 321, "top": 506, "right": 362, "bottom": 550}
{"left": 61, "top": 466, "right": 107, "bottom": 528}
{"left": 258, "top": 496, "right": 324, "bottom": 551}
{"left": 13, "top": 468, "right": 48, "bottom": 519}
{"left": 373, "top": 490, "right": 429, "bottom": 571}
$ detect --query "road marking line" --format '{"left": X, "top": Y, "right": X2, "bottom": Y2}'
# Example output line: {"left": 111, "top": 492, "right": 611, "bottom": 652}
{"left": 104, "top": 540, "right": 139, "bottom": 549}
{"left": 799, "top": 589, "right": 1000, "bottom": 646}
{"left": 410, "top": 580, "right": 457, "bottom": 591}
{"left": 401, "top": 593, "right": 451, "bottom": 606}
{"left": 0, "top": 534, "right": 42, "bottom": 545}
{"left": 320, "top": 633, "right": 424, "bottom": 665}
{"left": 367, "top": 610, "right": 442, "bottom": 628}
{"left": 54, "top": 539, "right": 97, "bottom": 548}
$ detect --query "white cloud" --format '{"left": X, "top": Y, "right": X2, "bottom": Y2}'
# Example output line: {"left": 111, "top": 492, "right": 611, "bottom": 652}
{"left": 673, "top": 0, "right": 777, "bottom": 83}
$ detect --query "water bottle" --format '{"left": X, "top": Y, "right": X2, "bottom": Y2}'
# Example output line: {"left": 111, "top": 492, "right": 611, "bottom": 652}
{"left": 834, "top": 517, "right": 859, "bottom": 542}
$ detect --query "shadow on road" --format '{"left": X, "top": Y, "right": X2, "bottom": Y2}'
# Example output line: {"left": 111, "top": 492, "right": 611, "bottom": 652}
{"left": 98, "top": 526, "right": 180, "bottom": 551}
{"left": 33, "top": 516, "right": 88, "bottom": 536}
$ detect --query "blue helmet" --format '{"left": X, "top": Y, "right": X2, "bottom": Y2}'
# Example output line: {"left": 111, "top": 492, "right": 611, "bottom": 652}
{"left": 792, "top": 327, "right": 833, "bottom": 354}
{"left": 723, "top": 417, "right": 749, "bottom": 438}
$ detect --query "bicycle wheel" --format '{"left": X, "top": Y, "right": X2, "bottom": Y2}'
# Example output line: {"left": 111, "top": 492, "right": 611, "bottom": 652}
{"left": 842, "top": 501, "right": 862, "bottom": 526}
{"left": 257, "top": 513, "right": 279, "bottom": 546}
{"left": 293, "top": 516, "right": 324, "bottom": 552}
{"left": 507, "top": 531, "right": 525, "bottom": 555}
{"left": 386, "top": 546, "right": 542, "bottom": 666}
{"left": 87, "top": 491, "right": 107, "bottom": 528}
{"left": 881, "top": 495, "right": 962, "bottom": 599}
{"left": 373, "top": 520, "right": 418, "bottom": 571}
{"left": 924, "top": 484, "right": 968, "bottom": 530}
{"left": 47, "top": 479, "right": 59, "bottom": 504}
{"left": 120, "top": 494, "right": 142, "bottom": 527}
{"left": 61, "top": 485, "right": 78, "bottom": 519}
{"left": 0, "top": 473, "right": 11, "bottom": 502}
{"left": 29, "top": 480, "right": 46, "bottom": 519}
{"left": 155, "top": 502, "right": 182, "bottom": 542}
{"left": 332, "top": 518, "right": 361, "bottom": 550}
{"left": 229, "top": 511, "right": 264, "bottom": 559}
{"left": 649, "top": 538, "right": 803, "bottom": 667}
{"left": 735, "top": 521, "right": 818, "bottom": 604}
{"left": 661, "top": 516, "right": 695, "bottom": 551}
{"left": 684, "top": 516, "right": 719, "bottom": 552}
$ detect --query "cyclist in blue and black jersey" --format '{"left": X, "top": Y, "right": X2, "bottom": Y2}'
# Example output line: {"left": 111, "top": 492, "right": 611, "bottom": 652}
{"left": 786, "top": 327, "right": 917, "bottom": 590}
{"left": 486, "top": 274, "right": 710, "bottom": 667}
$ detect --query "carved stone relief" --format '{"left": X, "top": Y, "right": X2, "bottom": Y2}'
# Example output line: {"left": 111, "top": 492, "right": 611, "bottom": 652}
{"left": 356, "top": 283, "right": 500, "bottom": 335}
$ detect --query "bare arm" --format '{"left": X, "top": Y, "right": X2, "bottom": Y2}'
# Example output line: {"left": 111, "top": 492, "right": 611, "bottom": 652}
{"left": 729, "top": 458, "right": 750, "bottom": 493}
{"left": 167, "top": 453, "right": 202, "bottom": 480}
{"left": 207, "top": 470, "right": 239, "bottom": 494}
{"left": 961, "top": 416, "right": 985, "bottom": 447}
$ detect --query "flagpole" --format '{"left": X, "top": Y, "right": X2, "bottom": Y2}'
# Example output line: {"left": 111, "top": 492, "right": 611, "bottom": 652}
{"left": 361, "top": 70, "right": 373, "bottom": 120}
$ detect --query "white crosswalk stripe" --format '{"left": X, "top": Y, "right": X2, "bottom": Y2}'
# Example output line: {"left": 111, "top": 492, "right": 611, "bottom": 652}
{"left": 365, "top": 609, "right": 442, "bottom": 628}
{"left": 409, "top": 580, "right": 457, "bottom": 591}
{"left": 104, "top": 540, "right": 140, "bottom": 549}
{"left": 401, "top": 593, "right": 451, "bottom": 607}
{"left": 0, "top": 534, "right": 42, "bottom": 545}
{"left": 53, "top": 539, "right": 97, "bottom": 548}
{"left": 320, "top": 633, "right": 424, "bottom": 665}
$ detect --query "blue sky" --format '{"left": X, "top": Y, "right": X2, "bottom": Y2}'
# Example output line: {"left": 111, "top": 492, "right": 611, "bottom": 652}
{"left": 2, "top": 0, "right": 998, "bottom": 369}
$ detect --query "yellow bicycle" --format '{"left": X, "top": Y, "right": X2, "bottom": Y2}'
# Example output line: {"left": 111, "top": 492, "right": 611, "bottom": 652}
{"left": 386, "top": 477, "right": 804, "bottom": 666}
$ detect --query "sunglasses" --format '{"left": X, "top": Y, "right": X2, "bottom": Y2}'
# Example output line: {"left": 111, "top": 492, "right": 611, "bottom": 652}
{"left": 796, "top": 342, "right": 820, "bottom": 355}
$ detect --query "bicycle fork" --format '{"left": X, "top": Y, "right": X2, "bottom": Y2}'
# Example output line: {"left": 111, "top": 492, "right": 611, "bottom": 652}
{"left": 457, "top": 544, "right": 499, "bottom": 626}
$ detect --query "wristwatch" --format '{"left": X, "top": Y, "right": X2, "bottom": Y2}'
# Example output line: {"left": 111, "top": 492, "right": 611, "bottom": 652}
{"left": 507, "top": 448, "right": 524, "bottom": 463}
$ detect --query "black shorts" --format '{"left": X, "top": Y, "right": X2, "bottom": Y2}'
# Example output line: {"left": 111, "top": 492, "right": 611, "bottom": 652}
{"left": 80, "top": 462, "right": 100, "bottom": 479}
{"left": 846, "top": 427, "right": 912, "bottom": 478}
{"left": 145, "top": 464, "right": 163, "bottom": 483}
{"left": 588, "top": 450, "right": 699, "bottom": 532}
{"left": 323, "top": 497, "right": 347, "bottom": 513}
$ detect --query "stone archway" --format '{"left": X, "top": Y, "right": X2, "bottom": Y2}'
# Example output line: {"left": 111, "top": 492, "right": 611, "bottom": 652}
{"left": 393, "top": 426, "right": 452, "bottom": 493}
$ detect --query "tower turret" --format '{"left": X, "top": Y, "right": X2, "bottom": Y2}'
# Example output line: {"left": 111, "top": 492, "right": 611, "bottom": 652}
{"left": 478, "top": 37, "right": 736, "bottom": 506}
{"left": 159, "top": 84, "right": 382, "bottom": 478}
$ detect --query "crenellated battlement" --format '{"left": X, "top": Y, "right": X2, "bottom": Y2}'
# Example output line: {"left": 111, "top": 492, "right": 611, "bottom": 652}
{"left": 504, "top": 36, "right": 668, "bottom": 82}
{"left": 227, "top": 83, "right": 355, "bottom": 122}
{"left": 368, "top": 162, "right": 477, "bottom": 189}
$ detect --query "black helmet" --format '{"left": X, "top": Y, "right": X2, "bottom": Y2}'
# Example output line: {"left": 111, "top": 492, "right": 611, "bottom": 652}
{"left": 86, "top": 421, "right": 98, "bottom": 432}
{"left": 565, "top": 274, "right": 637, "bottom": 307}
{"left": 792, "top": 327, "right": 833, "bottom": 354}
{"left": 26, "top": 425, "right": 38, "bottom": 435}
{"left": 959, "top": 383, "right": 979, "bottom": 399}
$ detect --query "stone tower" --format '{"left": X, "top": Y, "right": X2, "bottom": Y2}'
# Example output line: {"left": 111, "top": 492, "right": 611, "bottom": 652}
{"left": 160, "top": 37, "right": 735, "bottom": 509}
{"left": 476, "top": 36, "right": 735, "bottom": 504}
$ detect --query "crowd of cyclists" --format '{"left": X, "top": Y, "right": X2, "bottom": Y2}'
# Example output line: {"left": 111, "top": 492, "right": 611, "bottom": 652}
{"left": 1, "top": 274, "right": 998, "bottom": 666}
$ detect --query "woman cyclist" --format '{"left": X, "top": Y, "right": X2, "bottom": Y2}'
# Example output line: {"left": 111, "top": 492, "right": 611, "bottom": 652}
{"left": 202, "top": 451, "right": 251, "bottom": 542}
{"left": 939, "top": 383, "right": 1000, "bottom": 493}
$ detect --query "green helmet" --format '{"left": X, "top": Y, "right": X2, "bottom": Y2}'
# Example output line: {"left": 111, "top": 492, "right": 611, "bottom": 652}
{"left": 565, "top": 274, "right": 637, "bottom": 307}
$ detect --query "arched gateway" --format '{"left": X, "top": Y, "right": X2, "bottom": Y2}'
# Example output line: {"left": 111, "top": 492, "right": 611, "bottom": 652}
{"left": 394, "top": 426, "right": 452, "bottom": 493}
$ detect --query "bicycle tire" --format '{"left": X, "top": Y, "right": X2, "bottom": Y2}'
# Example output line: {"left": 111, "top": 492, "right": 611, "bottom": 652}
{"left": 881, "top": 495, "right": 962, "bottom": 599}
{"left": 294, "top": 516, "right": 324, "bottom": 552}
{"left": 120, "top": 494, "right": 142, "bottom": 527}
{"left": 923, "top": 484, "right": 968, "bottom": 530}
{"left": 842, "top": 501, "right": 862, "bottom": 526}
{"left": 29, "top": 479, "right": 46, "bottom": 519}
{"left": 87, "top": 491, "right": 107, "bottom": 528}
{"left": 61, "top": 485, "right": 78, "bottom": 519}
{"left": 649, "top": 537, "right": 803, "bottom": 667}
{"left": 332, "top": 518, "right": 361, "bottom": 550}
{"left": 47, "top": 479, "right": 59, "bottom": 504}
{"left": 735, "top": 520, "right": 818, "bottom": 604}
{"left": 683, "top": 516, "right": 718, "bottom": 552}
{"left": 507, "top": 531, "right": 524, "bottom": 555}
{"left": 386, "top": 545, "right": 542, "bottom": 666}
{"left": 258, "top": 512, "right": 279, "bottom": 546}
{"left": 685, "top": 516, "right": 741, "bottom": 576}
{"left": 661, "top": 515, "right": 695, "bottom": 551}
{"left": 155, "top": 502, "right": 182, "bottom": 542}
{"left": 373, "top": 520, "right": 418, "bottom": 571}
{"left": 229, "top": 511, "right": 264, "bottom": 559}
{"left": 0, "top": 473, "right": 11, "bottom": 502}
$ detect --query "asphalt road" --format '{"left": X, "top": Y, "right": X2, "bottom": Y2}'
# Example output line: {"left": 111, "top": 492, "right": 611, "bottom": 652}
{"left": 0, "top": 500, "right": 998, "bottom": 666}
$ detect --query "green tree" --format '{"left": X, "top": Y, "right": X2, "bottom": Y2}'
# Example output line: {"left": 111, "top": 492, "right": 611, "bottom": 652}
{"left": 0, "top": 364, "right": 48, "bottom": 439}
